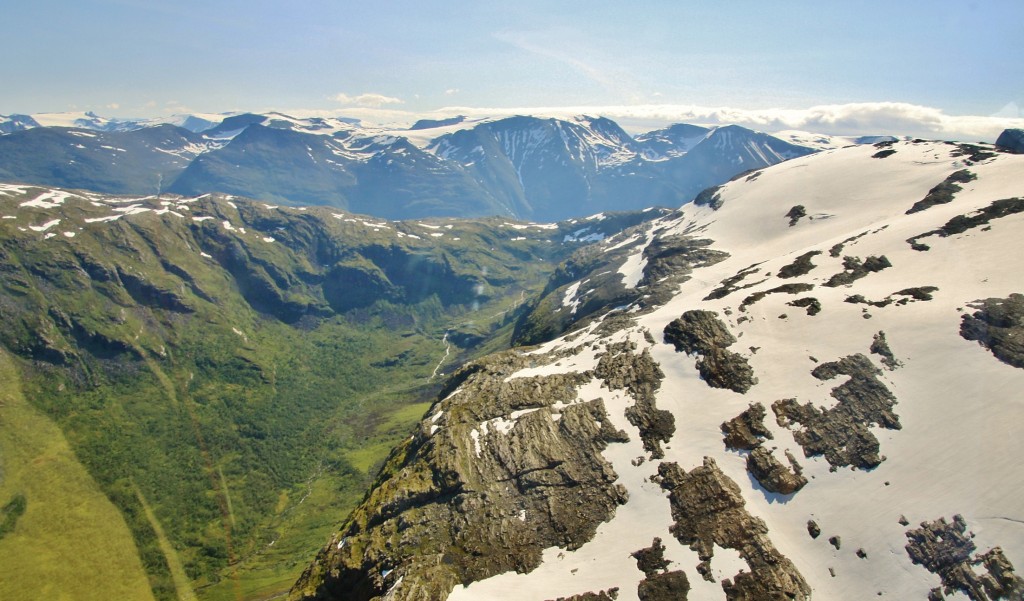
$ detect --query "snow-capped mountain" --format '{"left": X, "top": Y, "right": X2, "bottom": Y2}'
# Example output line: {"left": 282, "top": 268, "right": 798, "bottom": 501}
{"left": 0, "top": 111, "right": 823, "bottom": 221}
{"left": 291, "top": 137, "right": 1024, "bottom": 601}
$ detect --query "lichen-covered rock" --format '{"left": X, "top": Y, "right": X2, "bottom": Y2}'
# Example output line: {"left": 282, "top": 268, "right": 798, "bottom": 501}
{"left": 658, "top": 458, "right": 810, "bottom": 601}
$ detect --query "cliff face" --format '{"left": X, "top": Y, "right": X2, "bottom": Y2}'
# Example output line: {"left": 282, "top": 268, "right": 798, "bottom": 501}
{"left": 293, "top": 139, "right": 1024, "bottom": 601}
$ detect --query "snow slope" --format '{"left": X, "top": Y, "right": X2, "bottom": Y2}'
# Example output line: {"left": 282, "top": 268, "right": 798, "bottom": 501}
{"left": 446, "top": 140, "right": 1024, "bottom": 600}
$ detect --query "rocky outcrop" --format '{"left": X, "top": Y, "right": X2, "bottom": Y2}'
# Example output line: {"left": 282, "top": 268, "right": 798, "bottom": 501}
{"left": 739, "top": 282, "right": 815, "bottom": 312}
{"left": 290, "top": 347, "right": 632, "bottom": 601}
{"left": 663, "top": 311, "right": 757, "bottom": 393}
{"left": 908, "top": 198, "right": 1024, "bottom": 251}
{"left": 906, "top": 170, "right": 977, "bottom": 214}
{"left": 773, "top": 352, "right": 900, "bottom": 469}
{"left": 657, "top": 458, "right": 810, "bottom": 600}
{"left": 778, "top": 251, "right": 821, "bottom": 279}
{"left": 823, "top": 255, "right": 892, "bottom": 287}
{"left": 721, "top": 403, "right": 772, "bottom": 451}
{"left": 785, "top": 205, "right": 807, "bottom": 226}
{"left": 906, "top": 515, "right": 1024, "bottom": 600}
{"left": 960, "top": 293, "right": 1024, "bottom": 369}
{"left": 632, "top": 538, "right": 690, "bottom": 601}
{"left": 870, "top": 330, "right": 902, "bottom": 370}
{"left": 995, "top": 129, "right": 1024, "bottom": 154}
{"left": 596, "top": 341, "right": 673, "bottom": 458}
{"left": 746, "top": 447, "right": 807, "bottom": 494}
{"left": 787, "top": 297, "right": 821, "bottom": 315}
{"left": 548, "top": 591, "right": 620, "bottom": 601}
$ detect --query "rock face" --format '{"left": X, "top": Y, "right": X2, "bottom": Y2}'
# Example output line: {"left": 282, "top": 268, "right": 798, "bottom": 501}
{"left": 632, "top": 538, "right": 691, "bottom": 600}
{"left": 658, "top": 458, "right": 811, "bottom": 600}
{"left": 721, "top": 403, "right": 772, "bottom": 451}
{"left": 290, "top": 347, "right": 632, "bottom": 601}
{"left": 663, "top": 311, "right": 757, "bottom": 393}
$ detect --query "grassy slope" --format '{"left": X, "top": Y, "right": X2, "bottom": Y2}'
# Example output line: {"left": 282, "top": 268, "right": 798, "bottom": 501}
{"left": 0, "top": 189, "right": 574, "bottom": 600}
{"left": 0, "top": 348, "right": 156, "bottom": 601}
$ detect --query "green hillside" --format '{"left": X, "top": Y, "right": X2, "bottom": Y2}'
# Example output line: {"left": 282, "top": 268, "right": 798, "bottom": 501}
{"left": 0, "top": 185, "right": 657, "bottom": 600}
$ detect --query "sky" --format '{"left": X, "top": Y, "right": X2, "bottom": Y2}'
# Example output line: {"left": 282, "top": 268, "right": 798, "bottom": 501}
{"left": 4, "top": 0, "right": 1024, "bottom": 140}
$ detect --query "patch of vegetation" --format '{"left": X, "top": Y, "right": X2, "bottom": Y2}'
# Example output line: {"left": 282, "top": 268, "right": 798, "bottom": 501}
{"left": 0, "top": 494, "right": 26, "bottom": 541}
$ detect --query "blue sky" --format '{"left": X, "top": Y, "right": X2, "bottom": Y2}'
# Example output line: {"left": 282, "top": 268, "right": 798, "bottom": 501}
{"left": 5, "top": 1, "right": 1023, "bottom": 139}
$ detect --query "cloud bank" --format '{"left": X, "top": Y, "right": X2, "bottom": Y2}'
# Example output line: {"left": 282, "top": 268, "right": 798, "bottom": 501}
{"left": 332, "top": 92, "right": 404, "bottom": 107}
{"left": 296, "top": 101, "right": 1022, "bottom": 143}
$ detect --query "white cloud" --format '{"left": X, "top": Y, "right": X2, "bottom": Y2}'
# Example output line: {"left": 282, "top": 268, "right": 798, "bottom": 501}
{"left": 445, "top": 89, "right": 459, "bottom": 96}
{"left": 332, "top": 92, "right": 404, "bottom": 107}
{"left": 106, "top": 103, "right": 120, "bottom": 110}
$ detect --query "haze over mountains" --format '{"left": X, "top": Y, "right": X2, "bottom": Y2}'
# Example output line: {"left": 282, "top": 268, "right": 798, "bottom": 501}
{"left": 0, "top": 111, "right": 890, "bottom": 221}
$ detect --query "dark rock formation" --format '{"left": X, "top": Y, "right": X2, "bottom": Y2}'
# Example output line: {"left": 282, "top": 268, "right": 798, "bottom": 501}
{"left": 960, "top": 293, "right": 1024, "bottom": 369}
{"left": 908, "top": 197, "right": 1024, "bottom": 250}
{"left": 290, "top": 349, "right": 630, "bottom": 601}
{"left": 788, "top": 297, "right": 822, "bottom": 316}
{"left": 870, "top": 331, "right": 902, "bottom": 370}
{"left": 693, "top": 185, "right": 724, "bottom": 210}
{"left": 996, "top": 129, "right": 1024, "bottom": 154}
{"left": 664, "top": 311, "right": 757, "bottom": 393}
{"left": 906, "top": 515, "right": 1024, "bottom": 600}
{"left": 739, "top": 283, "right": 815, "bottom": 312}
{"left": 747, "top": 447, "right": 807, "bottom": 494}
{"left": 906, "top": 170, "right": 977, "bottom": 214}
{"left": 703, "top": 263, "right": 766, "bottom": 301}
{"left": 773, "top": 352, "right": 900, "bottom": 470}
{"left": 823, "top": 255, "right": 892, "bottom": 287}
{"left": 778, "top": 251, "right": 822, "bottom": 278}
{"left": 786, "top": 205, "right": 807, "bottom": 226}
{"left": 721, "top": 403, "right": 772, "bottom": 451}
{"left": 807, "top": 520, "right": 821, "bottom": 539}
{"left": 829, "top": 536, "right": 842, "bottom": 550}
{"left": 658, "top": 458, "right": 811, "bottom": 601}
{"left": 596, "top": 342, "right": 672, "bottom": 458}
{"left": 632, "top": 538, "right": 690, "bottom": 601}
{"left": 549, "top": 590, "right": 620, "bottom": 601}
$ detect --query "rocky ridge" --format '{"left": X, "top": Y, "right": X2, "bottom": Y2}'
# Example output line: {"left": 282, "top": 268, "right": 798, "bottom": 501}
{"left": 293, "top": 138, "right": 1024, "bottom": 600}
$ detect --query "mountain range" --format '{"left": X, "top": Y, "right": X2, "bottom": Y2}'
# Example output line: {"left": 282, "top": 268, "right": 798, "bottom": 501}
{"left": 0, "top": 111, "right": 877, "bottom": 222}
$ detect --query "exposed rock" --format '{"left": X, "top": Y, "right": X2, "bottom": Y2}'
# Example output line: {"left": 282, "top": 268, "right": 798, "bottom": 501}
{"left": 906, "top": 170, "right": 977, "bottom": 214}
{"left": 899, "top": 515, "right": 910, "bottom": 526}
{"left": 747, "top": 447, "right": 807, "bottom": 494}
{"left": 872, "top": 149, "right": 898, "bottom": 159}
{"left": 996, "top": 129, "right": 1024, "bottom": 154}
{"left": 870, "top": 331, "right": 902, "bottom": 370}
{"left": 596, "top": 342, "right": 672, "bottom": 458}
{"left": 786, "top": 205, "right": 807, "bottom": 226}
{"left": 908, "top": 197, "right": 1024, "bottom": 251}
{"left": 658, "top": 458, "right": 811, "bottom": 601}
{"left": 721, "top": 403, "right": 772, "bottom": 451}
{"left": 664, "top": 311, "right": 757, "bottom": 393}
{"left": 739, "top": 283, "right": 815, "bottom": 312}
{"left": 823, "top": 255, "right": 892, "bottom": 287}
{"left": 290, "top": 350, "right": 631, "bottom": 601}
{"left": 829, "top": 536, "right": 842, "bottom": 550}
{"left": 638, "top": 572, "right": 690, "bottom": 601}
{"left": 960, "top": 293, "right": 1024, "bottom": 369}
{"left": 906, "top": 515, "right": 1024, "bottom": 600}
{"left": 773, "top": 352, "right": 900, "bottom": 470}
{"left": 633, "top": 538, "right": 673, "bottom": 576}
{"left": 693, "top": 185, "right": 724, "bottom": 210}
{"left": 788, "top": 297, "right": 822, "bottom": 316}
{"left": 778, "top": 251, "right": 822, "bottom": 278}
{"left": 807, "top": 520, "right": 821, "bottom": 539}
{"left": 856, "top": 548, "right": 868, "bottom": 559}
{"left": 703, "top": 262, "right": 766, "bottom": 301}
{"left": 845, "top": 286, "right": 938, "bottom": 308}
{"left": 950, "top": 143, "right": 999, "bottom": 163}
{"left": 549, "top": 590, "right": 620, "bottom": 601}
